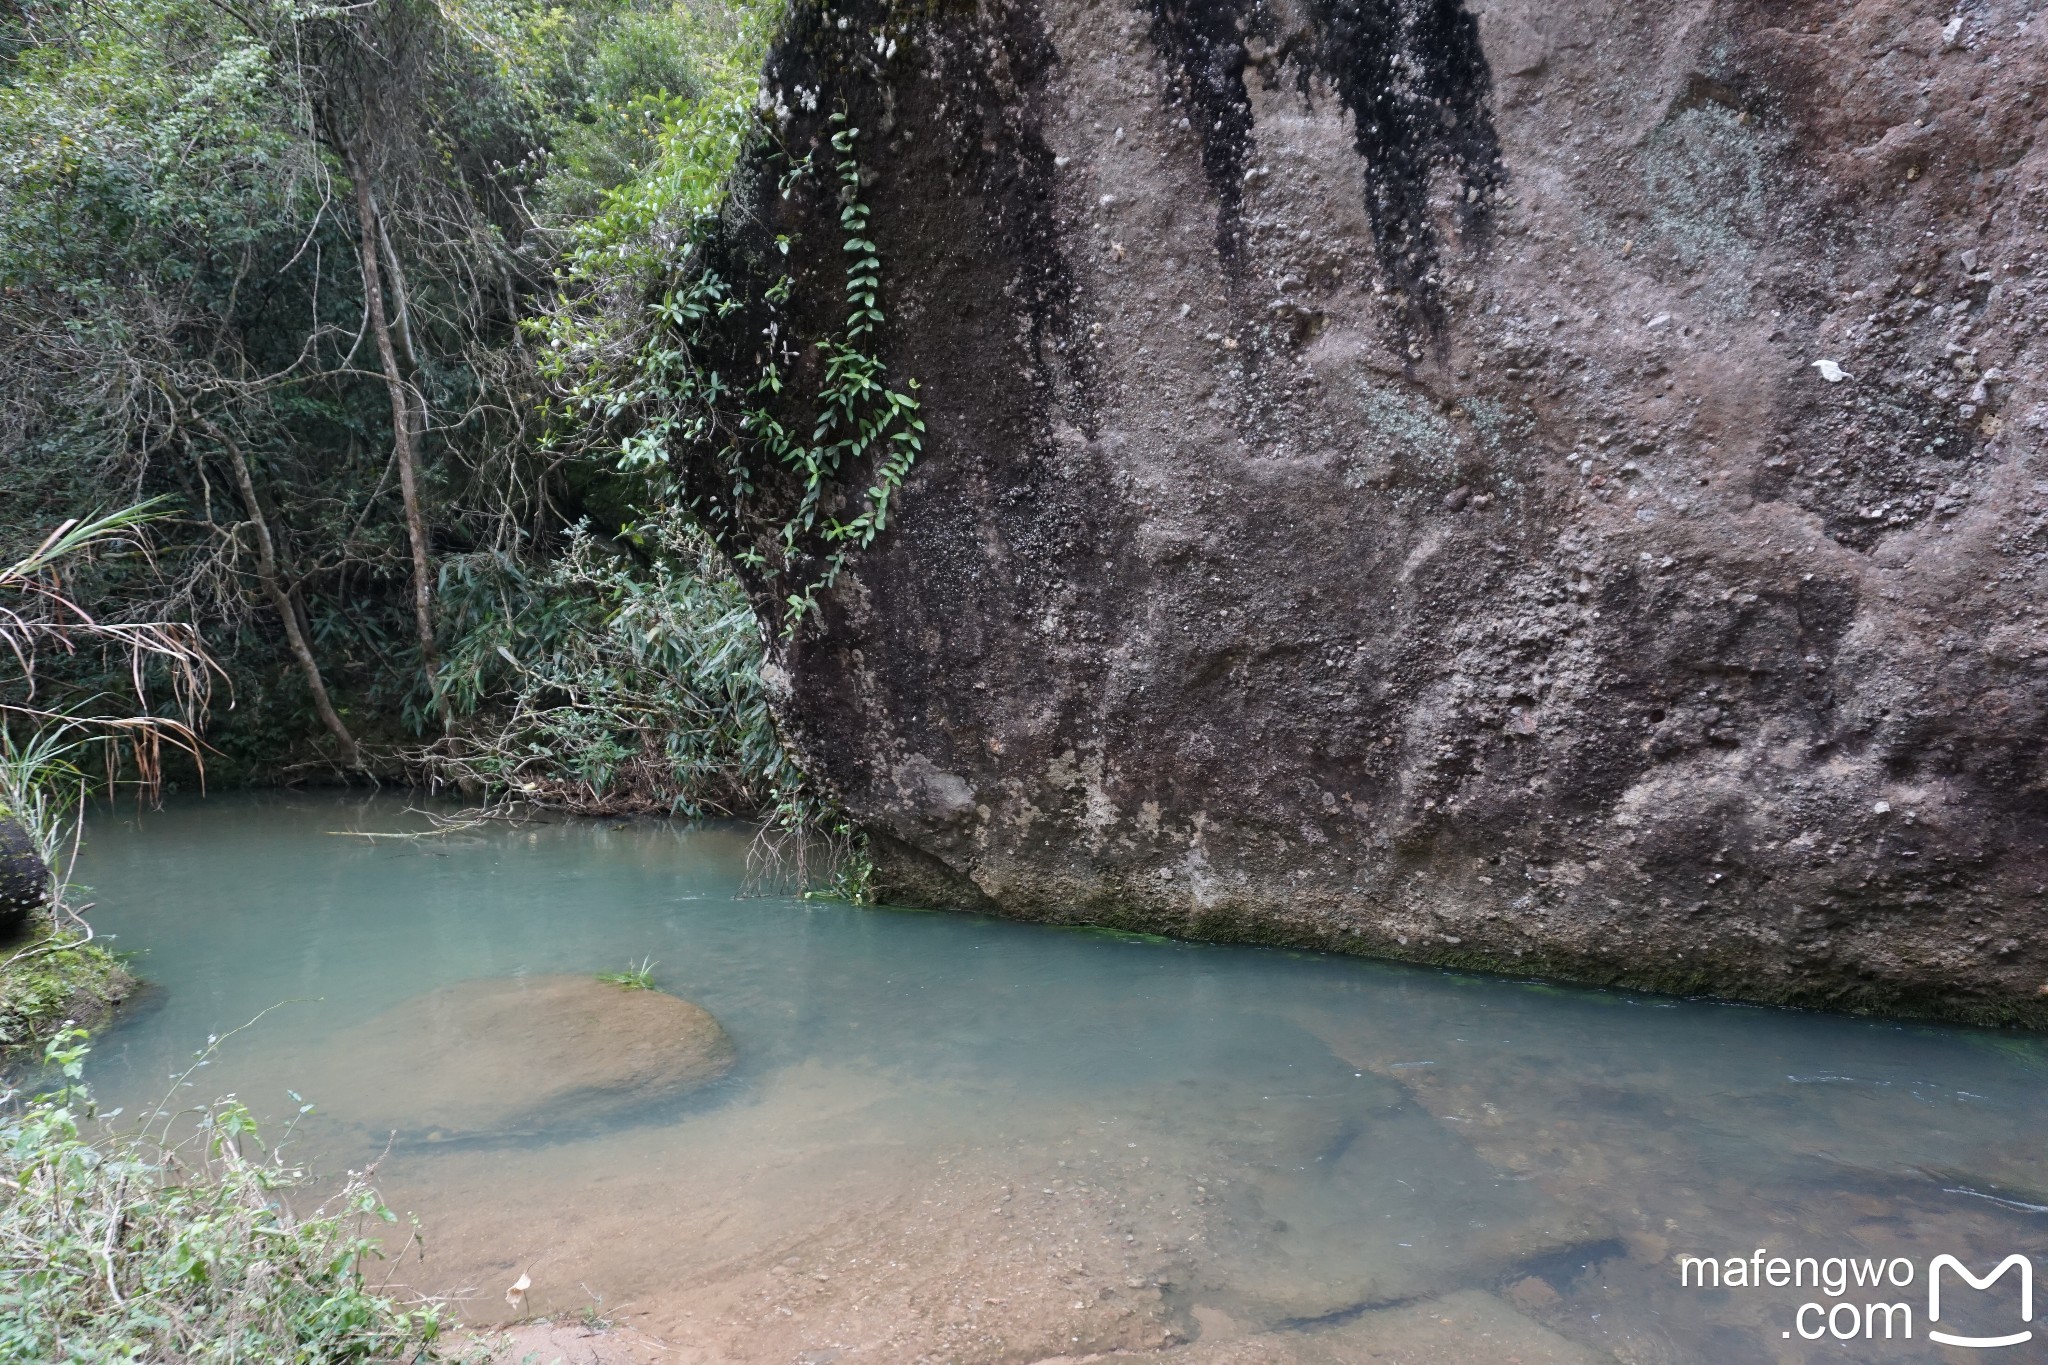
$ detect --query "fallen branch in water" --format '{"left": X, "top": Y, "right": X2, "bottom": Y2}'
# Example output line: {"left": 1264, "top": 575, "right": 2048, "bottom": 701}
{"left": 324, "top": 798, "right": 529, "bottom": 840}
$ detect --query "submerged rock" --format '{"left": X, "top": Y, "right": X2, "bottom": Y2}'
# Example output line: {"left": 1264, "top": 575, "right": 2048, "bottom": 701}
{"left": 309, "top": 975, "right": 735, "bottom": 1139}
{"left": 0, "top": 812, "right": 49, "bottom": 941}
{"left": 1113, "top": 1290, "right": 1608, "bottom": 1364}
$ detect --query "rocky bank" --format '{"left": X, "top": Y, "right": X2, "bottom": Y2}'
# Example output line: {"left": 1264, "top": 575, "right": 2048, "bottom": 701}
{"left": 699, "top": 0, "right": 2048, "bottom": 1023}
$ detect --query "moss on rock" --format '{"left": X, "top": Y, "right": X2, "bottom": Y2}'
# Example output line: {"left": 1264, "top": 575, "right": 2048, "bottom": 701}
{"left": 0, "top": 932, "right": 133, "bottom": 1063}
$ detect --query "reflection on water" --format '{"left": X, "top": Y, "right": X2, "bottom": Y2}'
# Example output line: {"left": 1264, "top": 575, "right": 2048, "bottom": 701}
{"left": 79, "top": 793, "right": 2048, "bottom": 1362}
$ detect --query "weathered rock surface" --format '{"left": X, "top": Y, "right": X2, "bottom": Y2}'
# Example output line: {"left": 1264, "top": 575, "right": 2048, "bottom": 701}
{"left": 1035, "top": 1290, "right": 1611, "bottom": 1364}
{"left": 309, "top": 975, "right": 735, "bottom": 1138}
{"left": 0, "top": 812, "right": 49, "bottom": 940}
{"left": 708, "top": 0, "right": 2048, "bottom": 1022}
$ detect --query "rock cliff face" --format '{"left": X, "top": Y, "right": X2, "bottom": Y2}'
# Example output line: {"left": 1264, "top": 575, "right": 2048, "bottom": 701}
{"left": 717, "top": 0, "right": 2048, "bottom": 1023}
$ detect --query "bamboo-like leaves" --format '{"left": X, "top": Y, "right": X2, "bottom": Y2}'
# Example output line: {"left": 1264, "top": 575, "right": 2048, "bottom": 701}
{"left": 1, "top": 500, "right": 219, "bottom": 769}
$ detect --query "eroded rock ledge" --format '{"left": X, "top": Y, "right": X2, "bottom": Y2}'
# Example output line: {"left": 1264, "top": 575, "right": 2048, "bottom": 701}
{"left": 706, "top": 0, "right": 2048, "bottom": 1024}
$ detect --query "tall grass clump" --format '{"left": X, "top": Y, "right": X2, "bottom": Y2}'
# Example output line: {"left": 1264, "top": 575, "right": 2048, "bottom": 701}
{"left": 423, "top": 513, "right": 875, "bottom": 897}
{"left": 424, "top": 515, "right": 800, "bottom": 817}
{"left": 0, "top": 1030, "right": 458, "bottom": 1361}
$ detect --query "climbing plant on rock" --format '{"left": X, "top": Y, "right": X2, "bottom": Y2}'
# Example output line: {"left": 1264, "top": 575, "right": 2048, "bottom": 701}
{"left": 543, "top": 4, "right": 925, "bottom": 638}
{"left": 731, "top": 116, "right": 924, "bottom": 630}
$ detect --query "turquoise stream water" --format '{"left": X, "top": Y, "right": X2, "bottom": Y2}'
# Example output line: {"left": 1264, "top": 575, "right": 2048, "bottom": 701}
{"left": 75, "top": 792, "right": 2048, "bottom": 1362}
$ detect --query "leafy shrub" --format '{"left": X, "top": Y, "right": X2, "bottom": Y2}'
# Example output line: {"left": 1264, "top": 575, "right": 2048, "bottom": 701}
{"left": 424, "top": 515, "right": 798, "bottom": 817}
{"left": 0, "top": 938, "right": 127, "bottom": 1058}
{"left": 0, "top": 1032, "right": 461, "bottom": 1362}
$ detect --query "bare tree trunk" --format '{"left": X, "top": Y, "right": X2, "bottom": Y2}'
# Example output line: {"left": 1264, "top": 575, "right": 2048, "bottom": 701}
{"left": 348, "top": 150, "right": 444, "bottom": 724}
{"left": 370, "top": 189, "right": 421, "bottom": 373}
{"left": 209, "top": 426, "right": 363, "bottom": 769}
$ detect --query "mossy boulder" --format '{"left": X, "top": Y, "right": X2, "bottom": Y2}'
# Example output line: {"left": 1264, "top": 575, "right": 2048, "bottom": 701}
{"left": 0, "top": 812, "right": 50, "bottom": 942}
{"left": 305, "top": 974, "right": 736, "bottom": 1140}
{"left": 0, "top": 939, "right": 132, "bottom": 1059}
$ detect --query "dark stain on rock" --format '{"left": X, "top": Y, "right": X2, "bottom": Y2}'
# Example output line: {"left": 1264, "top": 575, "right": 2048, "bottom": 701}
{"left": 921, "top": 0, "right": 1100, "bottom": 429}
{"left": 1306, "top": 0, "right": 1504, "bottom": 332}
{"left": 689, "top": 0, "right": 1097, "bottom": 608}
{"left": 1146, "top": 0, "right": 1504, "bottom": 330}
{"left": 1147, "top": 0, "right": 1265, "bottom": 264}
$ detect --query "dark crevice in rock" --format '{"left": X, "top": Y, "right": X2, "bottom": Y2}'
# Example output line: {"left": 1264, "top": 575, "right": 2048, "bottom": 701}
{"left": 1272, "top": 1291, "right": 1432, "bottom": 1331}
{"left": 867, "top": 827, "right": 1003, "bottom": 914}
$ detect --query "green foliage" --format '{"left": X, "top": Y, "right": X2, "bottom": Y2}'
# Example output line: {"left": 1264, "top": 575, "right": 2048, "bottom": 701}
{"left": 0, "top": 0, "right": 732, "bottom": 766}
{"left": 0, "top": 937, "right": 128, "bottom": 1059}
{"left": 597, "top": 956, "right": 657, "bottom": 990}
{"left": 0, "top": 0, "right": 334, "bottom": 756}
{"left": 543, "top": 20, "right": 926, "bottom": 635}
{"left": 0, "top": 0, "right": 470, "bottom": 754}
{"left": 0, "top": 6, "right": 307, "bottom": 314}
{"left": 428, "top": 514, "right": 798, "bottom": 815}
{"left": 0, "top": 0, "right": 331, "bottom": 529}
{"left": 828, "top": 845, "right": 877, "bottom": 905}
{"left": 2, "top": 0, "right": 887, "bottom": 886}
{"left": 532, "top": 2, "right": 750, "bottom": 221}
{"left": 548, "top": 0, "right": 776, "bottom": 279}
{"left": 0, "top": 724, "right": 83, "bottom": 876}
{"left": 794, "top": 822, "right": 875, "bottom": 905}
{"left": 0, "top": 1031, "right": 461, "bottom": 1362}
{"left": 746, "top": 784, "right": 873, "bottom": 904}
{"left": 516, "top": 0, "right": 926, "bottom": 859}
{"left": 0, "top": 709, "right": 135, "bottom": 1063}
{"left": 0, "top": 498, "right": 216, "bottom": 1059}
{"left": 733, "top": 117, "right": 926, "bottom": 630}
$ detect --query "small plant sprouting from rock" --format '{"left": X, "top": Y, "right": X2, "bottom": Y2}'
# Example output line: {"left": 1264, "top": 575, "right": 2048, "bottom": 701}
{"left": 806, "top": 840, "right": 877, "bottom": 906}
{"left": 599, "top": 957, "right": 658, "bottom": 990}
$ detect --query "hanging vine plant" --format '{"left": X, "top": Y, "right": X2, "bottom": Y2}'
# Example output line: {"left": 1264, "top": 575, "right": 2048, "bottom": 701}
{"left": 716, "top": 115, "right": 924, "bottom": 631}
{"left": 542, "top": 0, "right": 925, "bottom": 639}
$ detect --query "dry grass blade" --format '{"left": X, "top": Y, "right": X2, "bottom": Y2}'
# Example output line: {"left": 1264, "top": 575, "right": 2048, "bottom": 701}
{"left": 1, "top": 501, "right": 223, "bottom": 800}
{"left": 1, "top": 501, "right": 221, "bottom": 727}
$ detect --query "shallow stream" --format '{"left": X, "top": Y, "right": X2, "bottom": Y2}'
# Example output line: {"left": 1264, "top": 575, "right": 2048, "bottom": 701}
{"left": 78, "top": 793, "right": 2048, "bottom": 1363}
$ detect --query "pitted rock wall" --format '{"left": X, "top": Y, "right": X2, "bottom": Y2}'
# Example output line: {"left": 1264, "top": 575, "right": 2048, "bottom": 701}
{"left": 717, "top": 0, "right": 2048, "bottom": 1023}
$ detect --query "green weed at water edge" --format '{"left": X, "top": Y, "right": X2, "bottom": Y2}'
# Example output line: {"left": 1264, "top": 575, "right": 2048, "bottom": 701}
{"left": 598, "top": 957, "right": 658, "bottom": 990}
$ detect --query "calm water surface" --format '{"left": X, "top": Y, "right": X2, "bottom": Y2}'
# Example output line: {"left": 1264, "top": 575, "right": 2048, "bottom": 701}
{"left": 76, "top": 792, "right": 2048, "bottom": 1362}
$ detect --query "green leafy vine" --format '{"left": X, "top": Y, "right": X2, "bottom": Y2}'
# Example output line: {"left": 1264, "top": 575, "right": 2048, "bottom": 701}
{"left": 607, "top": 109, "right": 923, "bottom": 636}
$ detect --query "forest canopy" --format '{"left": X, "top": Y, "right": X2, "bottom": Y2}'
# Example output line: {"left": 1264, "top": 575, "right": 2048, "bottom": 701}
{"left": 0, "top": 0, "right": 807, "bottom": 820}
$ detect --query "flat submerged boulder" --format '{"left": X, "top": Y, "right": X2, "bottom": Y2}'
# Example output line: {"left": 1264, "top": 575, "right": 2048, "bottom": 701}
{"left": 311, "top": 974, "right": 735, "bottom": 1139}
